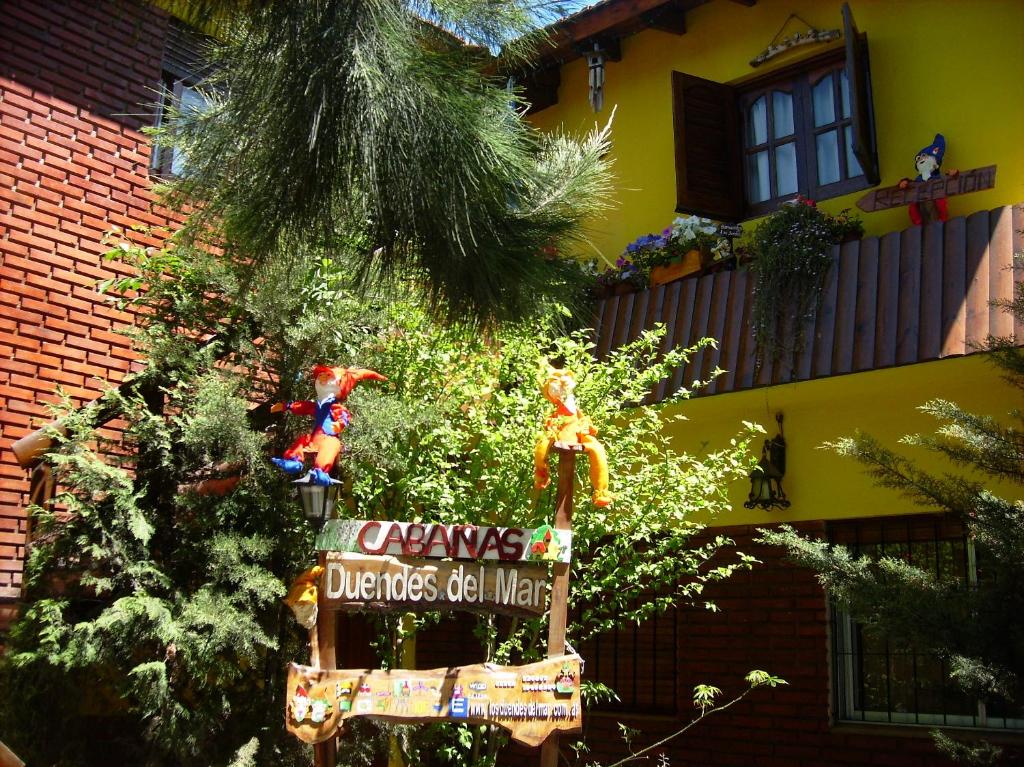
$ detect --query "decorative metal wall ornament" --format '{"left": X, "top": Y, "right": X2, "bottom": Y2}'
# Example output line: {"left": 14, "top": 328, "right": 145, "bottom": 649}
{"left": 585, "top": 42, "right": 606, "bottom": 112}
{"left": 750, "top": 13, "right": 840, "bottom": 68}
{"left": 744, "top": 413, "right": 791, "bottom": 510}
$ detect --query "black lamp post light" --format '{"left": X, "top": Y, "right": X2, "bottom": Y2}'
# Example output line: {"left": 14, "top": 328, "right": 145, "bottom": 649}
{"left": 745, "top": 412, "right": 791, "bottom": 511}
{"left": 295, "top": 474, "right": 341, "bottom": 532}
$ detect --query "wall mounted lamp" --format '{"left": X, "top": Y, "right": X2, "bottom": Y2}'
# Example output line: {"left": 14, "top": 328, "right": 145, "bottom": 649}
{"left": 296, "top": 476, "right": 341, "bottom": 532}
{"left": 585, "top": 41, "right": 606, "bottom": 112}
{"left": 744, "top": 412, "right": 791, "bottom": 511}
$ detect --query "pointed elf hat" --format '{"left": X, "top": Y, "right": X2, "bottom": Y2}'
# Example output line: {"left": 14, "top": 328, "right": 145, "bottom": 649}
{"left": 916, "top": 133, "right": 945, "bottom": 165}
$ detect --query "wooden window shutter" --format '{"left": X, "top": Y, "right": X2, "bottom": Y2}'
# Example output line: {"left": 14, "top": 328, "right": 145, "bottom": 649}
{"left": 843, "top": 3, "right": 880, "bottom": 185}
{"left": 672, "top": 72, "right": 743, "bottom": 222}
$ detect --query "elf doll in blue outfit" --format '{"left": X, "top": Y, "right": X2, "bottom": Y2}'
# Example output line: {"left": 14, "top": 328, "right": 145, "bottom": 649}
{"left": 899, "top": 133, "right": 959, "bottom": 225}
{"left": 271, "top": 365, "right": 387, "bottom": 485}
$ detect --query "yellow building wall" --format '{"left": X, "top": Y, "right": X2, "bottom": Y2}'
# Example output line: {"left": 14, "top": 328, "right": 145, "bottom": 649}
{"left": 531, "top": 0, "right": 1024, "bottom": 266}
{"left": 662, "top": 354, "right": 1020, "bottom": 528}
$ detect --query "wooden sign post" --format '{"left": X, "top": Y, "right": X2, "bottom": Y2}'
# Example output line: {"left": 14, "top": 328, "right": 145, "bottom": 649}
{"left": 540, "top": 444, "right": 580, "bottom": 767}
{"left": 314, "top": 548, "right": 338, "bottom": 767}
{"left": 299, "top": 445, "right": 584, "bottom": 767}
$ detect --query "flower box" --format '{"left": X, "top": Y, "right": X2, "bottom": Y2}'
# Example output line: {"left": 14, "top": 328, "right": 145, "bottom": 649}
{"left": 649, "top": 249, "right": 706, "bottom": 286}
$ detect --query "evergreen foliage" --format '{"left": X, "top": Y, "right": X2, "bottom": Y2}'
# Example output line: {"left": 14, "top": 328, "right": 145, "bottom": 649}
{"left": 156, "top": 0, "right": 614, "bottom": 326}
{"left": 759, "top": 280, "right": 1024, "bottom": 764}
{"left": 0, "top": 230, "right": 760, "bottom": 764}
{"left": 0, "top": 4, "right": 764, "bottom": 764}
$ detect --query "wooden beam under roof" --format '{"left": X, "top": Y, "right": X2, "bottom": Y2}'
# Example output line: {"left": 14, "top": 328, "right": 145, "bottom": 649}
{"left": 643, "top": 0, "right": 689, "bottom": 35}
{"left": 538, "top": 0, "right": 708, "bottom": 65}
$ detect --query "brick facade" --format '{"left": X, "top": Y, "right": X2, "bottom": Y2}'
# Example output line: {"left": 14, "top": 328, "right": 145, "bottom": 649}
{"left": 0, "top": 0, "right": 174, "bottom": 628}
{"left": 414, "top": 524, "right": 1018, "bottom": 766}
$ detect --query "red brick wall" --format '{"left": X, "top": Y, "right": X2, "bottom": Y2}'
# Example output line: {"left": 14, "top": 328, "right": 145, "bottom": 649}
{"left": 0, "top": 0, "right": 174, "bottom": 629}
{"left": 413, "top": 523, "right": 999, "bottom": 767}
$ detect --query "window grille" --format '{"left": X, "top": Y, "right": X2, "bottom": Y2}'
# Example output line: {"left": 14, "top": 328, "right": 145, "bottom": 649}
{"left": 576, "top": 599, "right": 678, "bottom": 715}
{"left": 829, "top": 515, "right": 1023, "bottom": 730}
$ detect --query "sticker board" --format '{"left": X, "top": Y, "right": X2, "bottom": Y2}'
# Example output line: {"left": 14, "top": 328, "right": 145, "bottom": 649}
{"left": 286, "top": 655, "right": 582, "bottom": 747}
{"left": 316, "top": 519, "right": 572, "bottom": 564}
{"left": 322, "top": 552, "right": 548, "bottom": 617}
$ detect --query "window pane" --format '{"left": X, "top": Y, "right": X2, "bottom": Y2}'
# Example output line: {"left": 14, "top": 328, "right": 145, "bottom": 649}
{"left": 772, "top": 90, "right": 794, "bottom": 138}
{"left": 170, "top": 85, "right": 210, "bottom": 177}
{"left": 817, "top": 129, "right": 841, "bottom": 185}
{"left": 845, "top": 125, "right": 863, "bottom": 177}
{"left": 179, "top": 84, "right": 208, "bottom": 114}
{"left": 840, "top": 69, "right": 851, "bottom": 119}
{"left": 748, "top": 95, "right": 768, "bottom": 145}
{"left": 747, "top": 151, "right": 770, "bottom": 203}
{"left": 859, "top": 631, "right": 889, "bottom": 713}
{"left": 813, "top": 75, "right": 836, "bottom": 127}
{"left": 889, "top": 649, "right": 916, "bottom": 719}
{"left": 775, "top": 142, "right": 798, "bottom": 196}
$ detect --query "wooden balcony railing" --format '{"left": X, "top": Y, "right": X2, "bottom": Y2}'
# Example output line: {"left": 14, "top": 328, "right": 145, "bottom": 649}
{"left": 591, "top": 204, "right": 1023, "bottom": 403}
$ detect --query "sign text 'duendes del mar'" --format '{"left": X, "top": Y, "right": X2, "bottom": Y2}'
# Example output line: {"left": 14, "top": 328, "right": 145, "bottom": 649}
{"left": 323, "top": 552, "right": 549, "bottom": 617}
{"left": 316, "top": 519, "right": 572, "bottom": 564}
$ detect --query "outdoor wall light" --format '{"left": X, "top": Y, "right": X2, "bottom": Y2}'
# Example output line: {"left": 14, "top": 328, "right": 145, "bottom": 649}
{"left": 744, "top": 412, "right": 791, "bottom": 511}
{"left": 296, "top": 478, "right": 340, "bottom": 532}
{"left": 585, "top": 41, "right": 606, "bottom": 112}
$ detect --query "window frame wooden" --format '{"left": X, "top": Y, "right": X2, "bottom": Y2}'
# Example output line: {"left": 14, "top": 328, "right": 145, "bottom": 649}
{"left": 672, "top": 3, "right": 878, "bottom": 222}
{"left": 739, "top": 53, "right": 872, "bottom": 217}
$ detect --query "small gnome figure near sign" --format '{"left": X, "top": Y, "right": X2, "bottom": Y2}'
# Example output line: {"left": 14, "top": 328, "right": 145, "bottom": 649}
{"left": 271, "top": 365, "right": 387, "bottom": 485}
{"left": 899, "top": 133, "right": 959, "bottom": 225}
{"left": 534, "top": 367, "right": 613, "bottom": 507}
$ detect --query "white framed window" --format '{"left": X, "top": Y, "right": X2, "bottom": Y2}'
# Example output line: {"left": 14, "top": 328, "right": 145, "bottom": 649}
{"left": 152, "top": 19, "right": 214, "bottom": 178}
{"left": 830, "top": 522, "right": 1023, "bottom": 731}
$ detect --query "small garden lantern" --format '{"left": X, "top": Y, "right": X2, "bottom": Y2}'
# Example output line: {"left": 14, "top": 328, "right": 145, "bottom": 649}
{"left": 745, "top": 413, "right": 791, "bottom": 510}
{"left": 296, "top": 477, "right": 340, "bottom": 532}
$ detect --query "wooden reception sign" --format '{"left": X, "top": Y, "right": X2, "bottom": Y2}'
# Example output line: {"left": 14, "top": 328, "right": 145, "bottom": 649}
{"left": 316, "top": 519, "right": 572, "bottom": 564}
{"left": 286, "top": 655, "right": 582, "bottom": 747}
{"left": 322, "top": 552, "right": 549, "bottom": 617}
{"left": 856, "top": 165, "right": 996, "bottom": 213}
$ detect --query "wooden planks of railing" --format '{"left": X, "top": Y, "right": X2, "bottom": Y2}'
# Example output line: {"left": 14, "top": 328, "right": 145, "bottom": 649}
{"left": 591, "top": 204, "right": 1022, "bottom": 403}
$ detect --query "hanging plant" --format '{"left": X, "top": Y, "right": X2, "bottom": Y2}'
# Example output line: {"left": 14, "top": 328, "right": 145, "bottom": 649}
{"left": 750, "top": 198, "right": 863, "bottom": 365}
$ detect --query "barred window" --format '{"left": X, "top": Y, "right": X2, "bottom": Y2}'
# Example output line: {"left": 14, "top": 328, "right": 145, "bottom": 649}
{"left": 577, "top": 599, "right": 678, "bottom": 715}
{"left": 829, "top": 515, "right": 1023, "bottom": 730}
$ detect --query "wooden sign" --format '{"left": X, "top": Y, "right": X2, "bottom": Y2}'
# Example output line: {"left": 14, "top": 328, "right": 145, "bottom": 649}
{"left": 286, "top": 655, "right": 582, "bottom": 747}
{"left": 316, "top": 519, "right": 572, "bottom": 564}
{"left": 322, "top": 552, "right": 549, "bottom": 617}
{"left": 856, "top": 165, "right": 996, "bottom": 213}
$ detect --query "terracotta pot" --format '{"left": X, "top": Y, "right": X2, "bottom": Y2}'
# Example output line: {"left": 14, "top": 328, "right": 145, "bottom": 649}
{"left": 649, "top": 249, "right": 705, "bottom": 286}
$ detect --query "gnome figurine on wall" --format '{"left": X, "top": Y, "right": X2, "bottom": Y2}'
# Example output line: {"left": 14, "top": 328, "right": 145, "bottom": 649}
{"left": 899, "top": 133, "right": 959, "bottom": 225}
{"left": 534, "top": 367, "right": 613, "bottom": 507}
{"left": 271, "top": 365, "right": 387, "bottom": 486}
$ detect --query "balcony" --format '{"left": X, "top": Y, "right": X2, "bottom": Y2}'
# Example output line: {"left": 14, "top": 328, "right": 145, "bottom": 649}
{"left": 591, "top": 204, "right": 1023, "bottom": 403}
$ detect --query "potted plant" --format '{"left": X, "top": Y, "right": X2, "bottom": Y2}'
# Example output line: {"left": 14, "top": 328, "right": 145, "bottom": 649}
{"left": 750, "top": 197, "right": 864, "bottom": 365}
{"left": 645, "top": 216, "right": 731, "bottom": 286}
{"left": 593, "top": 215, "right": 735, "bottom": 296}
